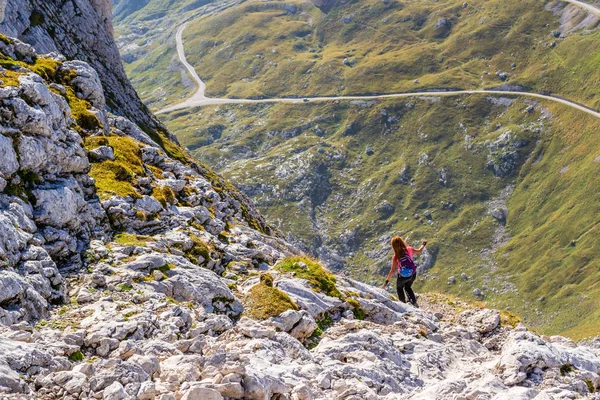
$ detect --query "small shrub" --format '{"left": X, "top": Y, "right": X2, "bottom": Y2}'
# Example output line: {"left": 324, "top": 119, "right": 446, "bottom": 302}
{"left": 316, "top": 312, "right": 333, "bottom": 331}
{"left": 117, "top": 283, "right": 133, "bottom": 292}
{"left": 560, "top": 364, "right": 574, "bottom": 376}
{"left": 68, "top": 351, "right": 84, "bottom": 362}
{"left": 29, "top": 10, "right": 45, "bottom": 27}
{"left": 584, "top": 380, "right": 596, "bottom": 393}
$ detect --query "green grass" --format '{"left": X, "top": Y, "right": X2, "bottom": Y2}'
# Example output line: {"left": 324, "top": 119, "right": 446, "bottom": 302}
{"left": 68, "top": 351, "right": 85, "bottom": 362}
{"left": 113, "top": 232, "right": 150, "bottom": 247}
{"left": 275, "top": 256, "right": 342, "bottom": 299}
{"left": 243, "top": 273, "right": 299, "bottom": 320}
{"left": 117, "top": 283, "right": 134, "bottom": 292}
{"left": 152, "top": 185, "right": 176, "bottom": 207}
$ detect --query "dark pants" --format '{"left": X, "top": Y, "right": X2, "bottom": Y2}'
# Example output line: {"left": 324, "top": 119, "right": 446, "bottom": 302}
{"left": 396, "top": 273, "right": 417, "bottom": 305}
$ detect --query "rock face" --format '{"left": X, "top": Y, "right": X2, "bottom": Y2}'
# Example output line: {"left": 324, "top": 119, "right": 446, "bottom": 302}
{"left": 0, "top": 0, "right": 166, "bottom": 136}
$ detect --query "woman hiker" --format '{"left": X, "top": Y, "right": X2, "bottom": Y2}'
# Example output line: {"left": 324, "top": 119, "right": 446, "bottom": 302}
{"left": 381, "top": 236, "right": 428, "bottom": 307}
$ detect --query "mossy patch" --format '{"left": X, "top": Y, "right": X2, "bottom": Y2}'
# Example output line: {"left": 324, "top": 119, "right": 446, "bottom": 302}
{"left": 0, "top": 52, "right": 100, "bottom": 130}
{"left": 0, "top": 68, "right": 23, "bottom": 87}
{"left": 64, "top": 87, "right": 101, "bottom": 131}
{"left": 345, "top": 297, "right": 365, "bottom": 320}
{"left": 276, "top": 256, "right": 342, "bottom": 299}
{"left": 114, "top": 232, "right": 150, "bottom": 247}
{"left": 152, "top": 185, "right": 176, "bottom": 207}
{"left": 85, "top": 135, "right": 144, "bottom": 199}
{"left": 185, "top": 234, "right": 211, "bottom": 264}
{"left": 499, "top": 310, "right": 521, "bottom": 328}
{"left": 0, "top": 34, "right": 12, "bottom": 45}
{"left": 244, "top": 274, "right": 299, "bottom": 320}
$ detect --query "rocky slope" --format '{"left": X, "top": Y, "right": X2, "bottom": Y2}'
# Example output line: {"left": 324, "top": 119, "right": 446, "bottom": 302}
{"left": 1, "top": 32, "right": 600, "bottom": 400}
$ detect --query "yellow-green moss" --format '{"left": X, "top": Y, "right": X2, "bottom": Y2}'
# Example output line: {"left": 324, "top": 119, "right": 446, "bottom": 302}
{"left": 114, "top": 232, "right": 150, "bottom": 247}
{"left": 0, "top": 34, "right": 12, "bottom": 45}
{"left": 152, "top": 185, "right": 176, "bottom": 207}
{"left": 275, "top": 256, "right": 342, "bottom": 299}
{"left": 345, "top": 297, "right": 365, "bottom": 320}
{"left": 584, "top": 380, "right": 596, "bottom": 394}
{"left": 0, "top": 69, "right": 23, "bottom": 87}
{"left": 244, "top": 279, "right": 299, "bottom": 320}
{"left": 0, "top": 51, "right": 99, "bottom": 130}
{"left": 85, "top": 136, "right": 144, "bottom": 199}
{"left": 499, "top": 310, "right": 521, "bottom": 328}
{"left": 185, "top": 235, "right": 211, "bottom": 264}
{"left": 26, "top": 57, "right": 60, "bottom": 81}
{"left": 64, "top": 87, "right": 102, "bottom": 131}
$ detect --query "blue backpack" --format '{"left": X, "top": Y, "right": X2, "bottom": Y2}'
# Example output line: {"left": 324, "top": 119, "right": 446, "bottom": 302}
{"left": 397, "top": 254, "right": 416, "bottom": 278}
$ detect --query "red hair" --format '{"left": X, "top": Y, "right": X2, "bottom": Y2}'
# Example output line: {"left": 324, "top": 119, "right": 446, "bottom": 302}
{"left": 391, "top": 236, "right": 408, "bottom": 259}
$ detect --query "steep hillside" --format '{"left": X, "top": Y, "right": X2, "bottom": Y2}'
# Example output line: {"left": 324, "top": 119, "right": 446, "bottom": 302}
{"left": 111, "top": 0, "right": 600, "bottom": 339}
{"left": 3, "top": 35, "right": 600, "bottom": 400}
{"left": 162, "top": 92, "right": 600, "bottom": 339}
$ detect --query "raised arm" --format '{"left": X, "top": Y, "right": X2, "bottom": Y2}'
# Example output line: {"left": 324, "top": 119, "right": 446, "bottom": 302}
{"left": 412, "top": 240, "right": 428, "bottom": 255}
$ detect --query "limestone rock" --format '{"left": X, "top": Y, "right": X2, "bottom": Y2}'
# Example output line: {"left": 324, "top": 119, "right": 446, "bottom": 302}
{"left": 103, "top": 381, "right": 127, "bottom": 400}
{"left": 181, "top": 387, "right": 223, "bottom": 400}
{"left": 460, "top": 309, "right": 500, "bottom": 333}
{"left": 89, "top": 146, "right": 115, "bottom": 162}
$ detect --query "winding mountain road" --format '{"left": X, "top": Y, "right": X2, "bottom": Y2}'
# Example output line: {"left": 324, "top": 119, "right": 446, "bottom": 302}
{"left": 157, "top": 0, "right": 600, "bottom": 119}
{"left": 563, "top": 0, "right": 600, "bottom": 16}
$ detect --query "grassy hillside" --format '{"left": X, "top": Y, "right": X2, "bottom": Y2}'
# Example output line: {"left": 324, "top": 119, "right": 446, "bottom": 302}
{"left": 181, "top": 0, "right": 600, "bottom": 108}
{"left": 161, "top": 94, "right": 600, "bottom": 338}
